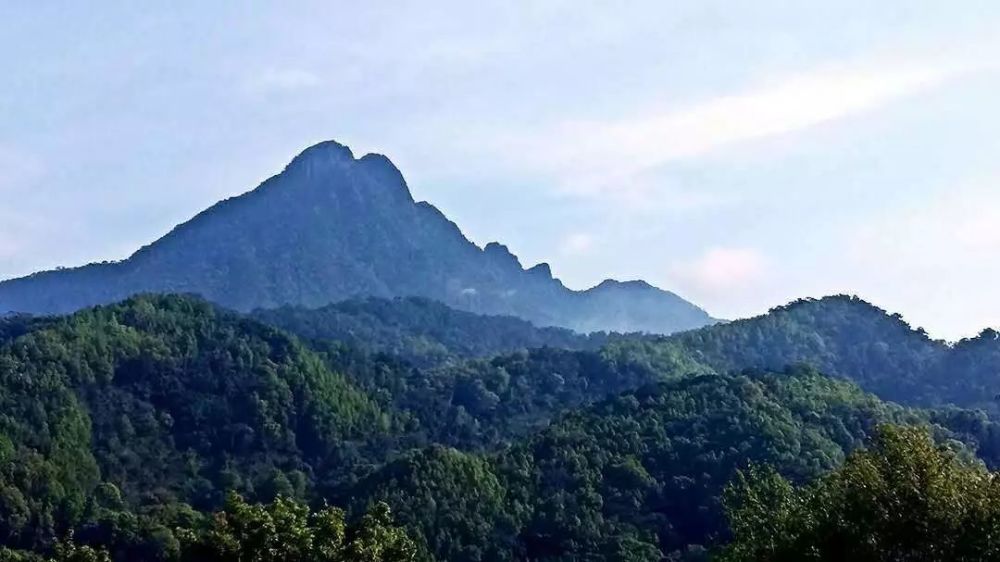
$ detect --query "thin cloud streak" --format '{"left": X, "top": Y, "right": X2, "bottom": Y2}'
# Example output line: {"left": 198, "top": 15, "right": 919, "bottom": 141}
{"left": 512, "top": 57, "right": 973, "bottom": 197}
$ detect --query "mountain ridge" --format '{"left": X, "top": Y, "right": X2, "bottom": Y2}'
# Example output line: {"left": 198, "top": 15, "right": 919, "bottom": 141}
{"left": 0, "top": 140, "right": 714, "bottom": 334}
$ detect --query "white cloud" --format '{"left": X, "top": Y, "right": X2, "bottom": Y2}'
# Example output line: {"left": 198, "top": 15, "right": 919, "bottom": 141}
{"left": 669, "top": 247, "right": 769, "bottom": 296}
{"left": 244, "top": 68, "right": 321, "bottom": 94}
{"left": 510, "top": 56, "right": 973, "bottom": 197}
{"left": 558, "top": 232, "right": 594, "bottom": 256}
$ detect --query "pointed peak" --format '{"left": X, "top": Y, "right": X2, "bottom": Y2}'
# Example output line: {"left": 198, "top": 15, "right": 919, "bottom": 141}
{"left": 483, "top": 242, "right": 522, "bottom": 268}
{"left": 274, "top": 140, "right": 415, "bottom": 204}
{"left": 591, "top": 279, "right": 656, "bottom": 291}
{"left": 358, "top": 152, "right": 396, "bottom": 168}
{"left": 484, "top": 241, "right": 511, "bottom": 254}
{"left": 286, "top": 140, "right": 356, "bottom": 170}
{"left": 357, "top": 152, "right": 414, "bottom": 202}
{"left": 527, "top": 262, "right": 553, "bottom": 278}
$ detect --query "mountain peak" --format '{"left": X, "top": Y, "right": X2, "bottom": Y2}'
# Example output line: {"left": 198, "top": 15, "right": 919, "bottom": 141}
{"left": 483, "top": 242, "right": 522, "bottom": 268}
{"left": 356, "top": 152, "right": 413, "bottom": 203}
{"left": 527, "top": 262, "right": 553, "bottom": 279}
{"left": 0, "top": 140, "right": 713, "bottom": 334}
{"left": 590, "top": 279, "right": 655, "bottom": 292}
{"left": 285, "top": 140, "right": 356, "bottom": 171}
{"left": 278, "top": 140, "right": 414, "bottom": 204}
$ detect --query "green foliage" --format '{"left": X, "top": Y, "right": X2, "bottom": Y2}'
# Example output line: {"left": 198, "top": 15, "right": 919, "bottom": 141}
{"left": 184, "top": 493, "right": 416, "bottom": 562}
{"left": 51, "top": 540, "right": 112, "bottom": 562}
{"left": 0, "top": 537, "right": 112, "bottom": 562}
{"left": 2, "top": 293, "right": 1000, "bottom": 561}
{"left": 316, "top": 344, "right": 674, "bottom": 452}
{"left": 493, "top": 368, "right": 918, "bottom": 560}
{"left": 345, "top": 367, "right": 984, "bottom": 561}
{"left": 0, "top": 315, "right": 48, "bottom": 345}
{"left": 931, "top": 328, "right": 1000, "bottom": 410}
{"left": 648, "top": 296, "right": 1000, "bottom": 415}
{"left": 0, "top": 294, "right": 386, "bottom": 554}
{"left": 349, "top": 446, "right": 515, "bottom": 562}
{"left": 662, "top": 296, "right": 940, "bottom": 403}
{"left": 251, "top": 297, "right": 609, "bottom": 367}
{"left": 720, "top": 425, "right": 1000, "bottom": 561}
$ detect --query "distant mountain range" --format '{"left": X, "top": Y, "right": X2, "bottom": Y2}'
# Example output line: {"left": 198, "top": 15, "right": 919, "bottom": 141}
{"left": 0, "top": 140, "right": 713, "bottom": 334}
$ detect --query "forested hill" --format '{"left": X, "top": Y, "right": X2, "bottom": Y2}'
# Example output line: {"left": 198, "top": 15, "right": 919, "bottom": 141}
{"left": 666, "top": 295, "right": 941, "bottom": 400}
{"left": 660, "top": 294, "right": 1000, "bottom": 412}
{"left": 343, "top": 367, "right": 1000, "bottom": 562}
{"left": 255, "top": 293, "right": 1000, "bottom": 430}
{"left": 250, "top": 292, "right": 999, "bottom": 416}
{"left": 1, "top": 294, "right": 1000, "bottom": 560}
{"left": 250, "top": 296, "right": 613, "bottom": 365}
{"left": 0, "top": 294, "right": 394, "bottom": 558}
{"left": 0, "top": 141, "right": 714, "bottom": 335}
{"left": 0, "top": 313, "right": 47, "bottom": 344}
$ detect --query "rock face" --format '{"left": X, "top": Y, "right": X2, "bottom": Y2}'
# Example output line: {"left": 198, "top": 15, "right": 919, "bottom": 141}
{"left": 0, "top": 141, "right": 715, "bottom": 334}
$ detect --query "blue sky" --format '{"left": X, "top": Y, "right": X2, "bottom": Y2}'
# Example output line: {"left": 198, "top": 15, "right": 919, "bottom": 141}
{"left": 2, "top": 1, "right": 999, "bottom": 339}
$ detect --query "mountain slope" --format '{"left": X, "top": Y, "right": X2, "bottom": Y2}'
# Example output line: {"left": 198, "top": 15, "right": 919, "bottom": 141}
{"left": 346, "top": 367, "right": 1000, "bottom": 562}
{"left": 250, "top": 296, "right": 612, "bottom": 366}
{"left": 648, "top": 295, "right": 1000, "bottom": 412}
{"left": 667, "top": 295, "right": 941, "bottom": 399}
{"left": 0, "top": 294, "right": 388, "bottom": 551}
{"left": 0, "top": 141, "right": 713, "bottom": 334}
{"left": 0, "top": 295, "right": 998, "bottom": 561}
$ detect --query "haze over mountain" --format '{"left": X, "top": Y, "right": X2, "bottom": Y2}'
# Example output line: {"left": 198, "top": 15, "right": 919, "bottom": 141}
{"left": 0, "top": 141, "right": 713, "bottom": 334}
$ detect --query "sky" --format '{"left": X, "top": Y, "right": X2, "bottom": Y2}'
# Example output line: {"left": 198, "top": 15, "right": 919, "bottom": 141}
{"left": 2, "top": 1, "right": 1000, "bottom": 340}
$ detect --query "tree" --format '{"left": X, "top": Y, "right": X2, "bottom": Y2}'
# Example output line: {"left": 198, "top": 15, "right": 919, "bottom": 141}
{"left": 183, "top": 493, "right": 417, "bottom": 562}
{"left": 720, "top": 425, "right": 1000, "bottom": 561}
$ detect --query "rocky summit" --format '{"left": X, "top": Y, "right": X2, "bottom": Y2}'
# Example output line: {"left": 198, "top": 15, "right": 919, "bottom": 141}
{"left": 0, "top": 141, "right": 713, "bottom": 334}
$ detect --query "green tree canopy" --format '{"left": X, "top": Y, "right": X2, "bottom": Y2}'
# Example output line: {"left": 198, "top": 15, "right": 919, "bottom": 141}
{"left": 721, "top": 425, "right": 1000, "bottom": 561}
{"left": 183, "top": 493, "right": 416, "bottom": 562}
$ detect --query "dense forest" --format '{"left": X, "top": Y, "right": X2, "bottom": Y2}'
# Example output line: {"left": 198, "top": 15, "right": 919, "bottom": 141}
{"left": 346, "top": 367, "right": 1000, "bottom": 561}
{"left": 658, "top": 295, "right": 1000, "bottom": 412}
{"left": 1, "top": 293, "right": 999, "bottom": 560}
{"left": 250, "top": 297, "right": 610, "bottom": 366}
{"left": 721, "top": 425, "right": 1000, "bottom": 561}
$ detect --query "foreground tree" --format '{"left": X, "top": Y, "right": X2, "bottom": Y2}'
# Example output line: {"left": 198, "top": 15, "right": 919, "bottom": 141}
{"left": 182, "top": 493, "right": 417, "bottom": 562}
{"left": 720, "top": 425, "right": 1000, "bottom": 561}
